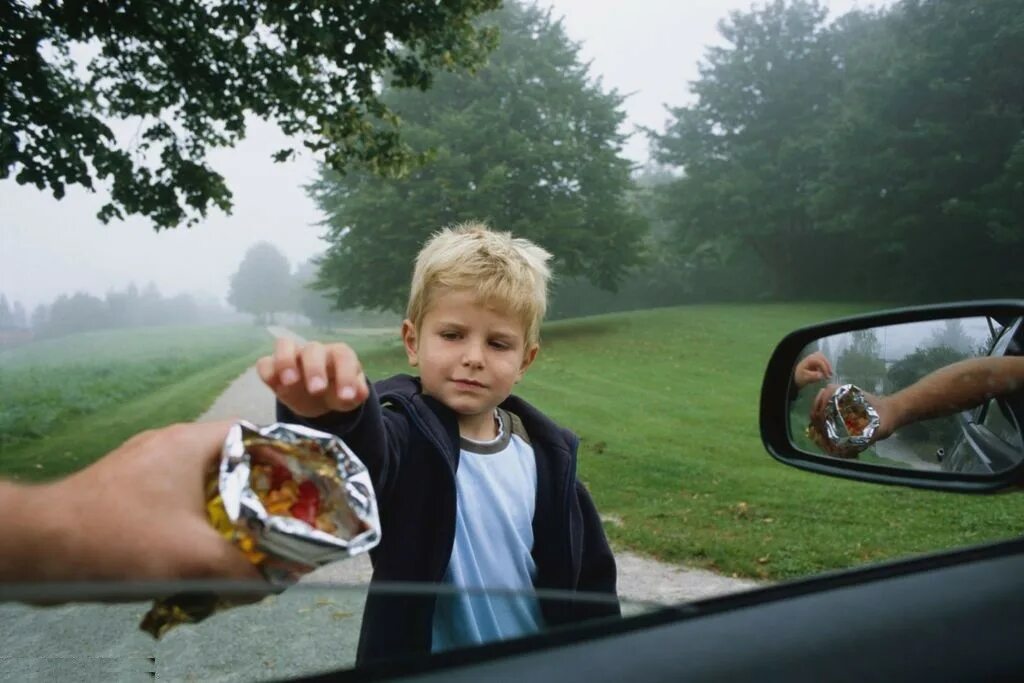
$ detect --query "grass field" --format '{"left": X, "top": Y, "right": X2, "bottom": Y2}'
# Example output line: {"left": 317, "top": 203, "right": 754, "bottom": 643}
{"left": 5, "top": 305, "right": 1023, "bottom": 581}
{"left": 0, "top": 325, "right": 271, "bottom": 481}
{"left": 336, "top": 303, "right": 1024, "bottom": 581}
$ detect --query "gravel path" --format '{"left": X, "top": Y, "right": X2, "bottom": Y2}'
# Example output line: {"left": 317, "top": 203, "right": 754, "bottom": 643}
{"left": 1, "top": 327, "right": 761, "bottom": 682}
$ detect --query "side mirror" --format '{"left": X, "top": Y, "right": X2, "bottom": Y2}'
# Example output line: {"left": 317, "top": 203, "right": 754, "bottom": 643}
{"left": 760, "top": 300, "right": 1024, "bottom": 492}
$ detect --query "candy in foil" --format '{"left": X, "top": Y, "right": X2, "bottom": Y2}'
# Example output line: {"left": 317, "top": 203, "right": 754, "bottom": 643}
{"left": 140, "top": 420, "right": 381, "bottom": 638}
{"left": 806, "top": 384, "right": 881, "bottom": 458}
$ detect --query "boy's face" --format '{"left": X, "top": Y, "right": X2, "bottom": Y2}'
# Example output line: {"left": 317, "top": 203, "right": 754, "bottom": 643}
{"left": 402, "top": 289, "right": 538, "bottom": 436}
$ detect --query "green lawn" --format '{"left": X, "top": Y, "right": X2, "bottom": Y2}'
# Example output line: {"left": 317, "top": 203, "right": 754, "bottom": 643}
{"left": 0, "top": 325, "right": 271, "bottom": 481}
{"left": 6, "top": 306, "right": 1023, "bottom": 581}
{"left": 345, "top": 303, "right": 1024, "bottom": 581}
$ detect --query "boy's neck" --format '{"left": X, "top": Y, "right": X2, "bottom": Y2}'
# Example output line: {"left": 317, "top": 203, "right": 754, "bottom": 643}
{"left": 458, "top": 410, "right": 501, "bottom": 442}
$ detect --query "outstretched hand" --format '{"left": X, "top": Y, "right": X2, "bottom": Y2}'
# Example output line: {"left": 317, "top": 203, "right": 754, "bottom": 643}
{"left": 257, "top": 337, "right": 370, "bottom": 418}
{"left": 794, "top": 351, "right": 833, "bottom": 389}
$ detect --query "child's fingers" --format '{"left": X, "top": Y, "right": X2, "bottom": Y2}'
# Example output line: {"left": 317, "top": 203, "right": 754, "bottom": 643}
{"left": 273, "top": 337, "right": 301, "bottom": 386}
{"left": 299, "top": 342, "right": 329, "bottom": 395}
{"left": 354, "top": 367, "right": 369, "bottom": 403}
{"left": 256, "top": 355, "right": 279, "bottom": 389}
{"left": 326, "top": 344, "right": 366, "bottom": 409}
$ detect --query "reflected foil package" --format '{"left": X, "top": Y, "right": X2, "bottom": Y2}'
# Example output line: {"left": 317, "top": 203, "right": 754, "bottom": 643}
{"left": 806, "top": 384, "right": 881, "bottom": 458}
{"left": 140, "top": 420, "right": 381, "bottom": 638}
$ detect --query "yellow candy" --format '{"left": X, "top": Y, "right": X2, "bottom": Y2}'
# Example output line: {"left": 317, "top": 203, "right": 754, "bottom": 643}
{"left": 206, "top": 495, "right": 235, "bottom": 541}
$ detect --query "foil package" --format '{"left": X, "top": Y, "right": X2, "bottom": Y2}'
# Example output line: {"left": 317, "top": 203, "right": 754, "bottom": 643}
{"left": 140, "top": 420, "right": 381, "bottom": 638}
{"left": 806, "top": 384, "right": 881, "bottom": 458}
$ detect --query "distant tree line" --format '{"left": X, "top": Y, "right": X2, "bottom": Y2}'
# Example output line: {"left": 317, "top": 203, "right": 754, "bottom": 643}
{"left": 0, "top": 296, "right": 28, "bottom": 331}
{"left": 3, "top": 285, "right": 239, "bottom": 342}
{"left": 227, "top": 242, "right": 398, "bottom": 329}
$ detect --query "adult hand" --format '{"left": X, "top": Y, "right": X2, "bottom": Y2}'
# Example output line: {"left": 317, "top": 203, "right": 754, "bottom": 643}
{"left": 1, "top": 421, "right": 260, "bottom": 582}
{"left": 809, "top": 384, "right": 896, "bottom": 450}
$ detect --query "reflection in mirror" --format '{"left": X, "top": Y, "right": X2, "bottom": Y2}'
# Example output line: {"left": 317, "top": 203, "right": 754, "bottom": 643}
{"left": 787, "top": 315, "right": 1024, "bottom": 475}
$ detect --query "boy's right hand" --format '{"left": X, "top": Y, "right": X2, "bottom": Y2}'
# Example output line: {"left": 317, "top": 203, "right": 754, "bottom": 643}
{"left": 256, "top": 338, "right": 370, "bottom": 418}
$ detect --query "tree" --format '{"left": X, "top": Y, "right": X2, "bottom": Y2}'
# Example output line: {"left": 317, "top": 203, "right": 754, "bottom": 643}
{"left": 105, "top": 283, "right": 143, "bottom": 328}
{"left": 30, "top": 303, "right": 48, "bottom": 331}
{"left": 926, "top": 320, "right": 975, "bottom": 356}
{"left": 885, "top": 344, "right": 969, "bottom": 445}
{"left": 228, "top": 242, "right": 292, "bottom": 323}
{"left": 810, "top": 0, "right": 1024, "bottom": 301}
{"left": 650, "top": 0, "right": 1024, "bottom": 303}
{"left": 293, "top": 259, "right": 340, "bottom": 329}
{"left": 310, "top": 2, "right": 646, "bottom": 312}
{"left": 0, "top": 295, "right": 12, "bottom": 330}
{"left": 836, "top": 329, "right": 886, "bottom": 393}
{"left": 1, "top": 0, "right": 500, "bottom": 228}
{"left": 650, "top": 0, "right": 838, "bottom": 299}
{"left": 11, "top": 301, "right": 26, "bottom": 329}
{"left": 41, "top": 292, "right": 109, "bottom": 337}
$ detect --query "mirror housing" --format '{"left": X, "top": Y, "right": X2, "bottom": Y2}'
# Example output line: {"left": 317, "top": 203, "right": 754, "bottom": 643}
{"left": 760, "top": 300, "right": 1024, "bottom": 493}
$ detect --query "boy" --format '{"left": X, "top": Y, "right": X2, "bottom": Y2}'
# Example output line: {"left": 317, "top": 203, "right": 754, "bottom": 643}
{"left": 257, "top": 223, "right": 619, "bottom": 663}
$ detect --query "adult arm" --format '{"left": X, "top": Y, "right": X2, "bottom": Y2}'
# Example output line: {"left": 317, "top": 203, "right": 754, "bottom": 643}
{"left": 0, "top": 421, "right": 258, "bottom": 582}
{"left": 812, "top": 356, "right": 1024, "bottom": 443}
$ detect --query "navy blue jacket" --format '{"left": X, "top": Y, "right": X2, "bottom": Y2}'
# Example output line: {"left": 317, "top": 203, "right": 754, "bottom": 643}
{"left": 276, "top": 374, "right": 619, "bottom": 664}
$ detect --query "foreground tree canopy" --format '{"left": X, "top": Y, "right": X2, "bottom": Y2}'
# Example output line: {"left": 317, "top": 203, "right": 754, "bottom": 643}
{"left": 1, "top": 0, "right": 499, "bottom": 228}
{"left": 310, "top": 2, "right": 645, "bottom": 313}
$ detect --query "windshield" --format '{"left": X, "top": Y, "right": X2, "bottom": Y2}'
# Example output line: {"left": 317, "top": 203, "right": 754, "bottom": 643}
{"left": 3, "top": 0, "right": 1023, "bottom": 680}
{"left": 0, "top": 579, "right": 653, "bottom": 681}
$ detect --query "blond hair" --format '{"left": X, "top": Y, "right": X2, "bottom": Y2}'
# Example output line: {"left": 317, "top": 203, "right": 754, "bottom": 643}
{"left": 406, "top": 222, "right": 553, "bottom": 346}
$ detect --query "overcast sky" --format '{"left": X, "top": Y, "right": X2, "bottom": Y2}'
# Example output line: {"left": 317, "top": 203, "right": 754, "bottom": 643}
{"left": 0, "top": 0, "right": 882, "bottom": 312}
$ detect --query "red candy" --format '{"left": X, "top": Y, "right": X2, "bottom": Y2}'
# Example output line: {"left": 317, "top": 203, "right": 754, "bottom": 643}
{"left": 290, "top": 499, "right": 317, "bottom": 525}
{"left": 298, "top": 480, "right": 319, "bottom": 502}
{"left": 271, "top": 463, "right": 293, "bottom": 490}
{"left": 291, "top": 480, "right": 321, "bottom": 525}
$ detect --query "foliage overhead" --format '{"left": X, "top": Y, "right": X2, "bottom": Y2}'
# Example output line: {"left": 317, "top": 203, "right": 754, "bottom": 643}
{"left": 1, "top": 0, "right": 499, "bottom": 228}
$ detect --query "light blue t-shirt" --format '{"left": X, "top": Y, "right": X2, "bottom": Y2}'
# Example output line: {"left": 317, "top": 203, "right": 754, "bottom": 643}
{"left": 431, "top": 408, "right": 544, "bottom": 652}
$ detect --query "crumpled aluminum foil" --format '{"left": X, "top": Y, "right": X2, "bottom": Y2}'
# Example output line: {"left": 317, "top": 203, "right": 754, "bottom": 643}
{"left": 140, "top": 420, "right": 380, "bottom": 638}
{"left": 807, "top": 384, "right": 881, "bottom": 458}
{"left": 217, "top": 420, "right": 380, "bottom": 572}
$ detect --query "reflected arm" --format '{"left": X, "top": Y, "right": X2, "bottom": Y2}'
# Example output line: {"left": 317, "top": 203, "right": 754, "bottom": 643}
{"left": 879, "top": 356, "right": 1024, "bottom": 434}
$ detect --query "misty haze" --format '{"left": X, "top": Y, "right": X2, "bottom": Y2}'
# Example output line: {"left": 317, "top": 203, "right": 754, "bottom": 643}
{"left": 2, "top": 1, "right": 1023, "bottom": 679}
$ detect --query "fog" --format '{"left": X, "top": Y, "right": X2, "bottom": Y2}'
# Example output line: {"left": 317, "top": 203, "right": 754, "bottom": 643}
{"left": 0, "top": 0, "right": 879, "bottom": 313}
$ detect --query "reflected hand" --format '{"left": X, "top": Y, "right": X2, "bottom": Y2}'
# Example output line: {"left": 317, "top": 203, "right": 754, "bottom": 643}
{"left": 257, "top": 337, "right": 370, "bottom": 418}
{"left": 794, "top": 351, "right": 833, "bottom": 389}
